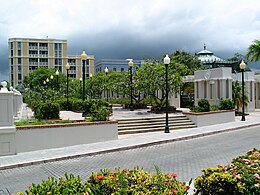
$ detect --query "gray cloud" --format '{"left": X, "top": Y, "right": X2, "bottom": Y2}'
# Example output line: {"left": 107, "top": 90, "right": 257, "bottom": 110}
{"left": 0, "top": 0, "right": 259, "bottom": 83}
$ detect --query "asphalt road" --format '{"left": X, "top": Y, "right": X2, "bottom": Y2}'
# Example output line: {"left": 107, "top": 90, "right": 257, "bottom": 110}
{"left": 1, "top": 126, "right": 260, "bottom": 194}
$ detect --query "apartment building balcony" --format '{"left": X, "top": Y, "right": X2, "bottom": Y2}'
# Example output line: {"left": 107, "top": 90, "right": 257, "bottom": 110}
{"left": 39, "top": 62, "right": 48, "bottom": 66}
{"left": 29, "top": 46, "right": 38, "bottom": 50}
{"left": 39, "top": 47, "right": 48, "bottom": 50}
{"left": 29, "top": 54, "right": 38, "bottom": 57}
{"left": 39, "top": 54, "right": 48, "bottom": 58}
{"left": 29, "top": 62, "right": 38, "bottom": 66}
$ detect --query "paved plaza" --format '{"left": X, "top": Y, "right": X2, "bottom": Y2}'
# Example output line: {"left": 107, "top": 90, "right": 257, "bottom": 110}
{"left": 1, "top": 104, "right": 260, "bottom": 194}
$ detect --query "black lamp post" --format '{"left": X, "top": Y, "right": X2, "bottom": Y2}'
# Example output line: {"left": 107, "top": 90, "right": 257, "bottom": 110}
{"left": 81, "top": 50, "right": 87, "bottom": 117}
{"left": 104, "top": 67, "right": 109, "bottom": 102}
{"left": 128, "top": 59, "right": 134, "bottom": 111}
{"left": 240, "top": 60, "right": 246, "bottom": 121}
{"left": 164, "top": 54, "right": 170, "bottom": 133}
{"left": 55, "top": 70, "right": 59, "bottom": 90}
{"left": 65, "top": 62, "right": 70, "bottom": 111}
{"left": 79, "top": 77, "right": 82, "bottom": 98}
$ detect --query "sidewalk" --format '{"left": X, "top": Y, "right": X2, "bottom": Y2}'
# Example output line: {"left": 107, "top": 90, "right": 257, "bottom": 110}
{"left": 2, "top": 106, "right": 260, "bottom": 170}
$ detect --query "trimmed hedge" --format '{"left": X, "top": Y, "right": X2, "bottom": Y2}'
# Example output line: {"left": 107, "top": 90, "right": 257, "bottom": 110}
{"left": 34, "top": 102, "right": 60, "bottom": 120}
{"left": 219, "top": 98, "right": 234, "bottom": 110}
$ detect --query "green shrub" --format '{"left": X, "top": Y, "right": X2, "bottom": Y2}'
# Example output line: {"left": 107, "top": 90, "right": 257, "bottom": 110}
{"left": 219, "top": 99, "right": 234, "bottom": 110}
{"left": 69, "top": 98, "right": 83, "bottom": 112}
{"left": 108, "top": 98, "right": 130, "bottom": 105}
{"left": 87, "top": 166, "right": 190, "bottom": 194}
{"left": 83, "top": 99, "right": 112, "bottom": 121}
{"left": 197, "top": 98, "right": 210, "bottom": 112}
{"left": 191, "top": 105, "right": 201, "bottom": 112}
{"left": 34, "top": 102, "right": 60, "bottom": 120}
{"left": 210, "top": 104, "right": 219, "bottom": 111}
{"left": 150, "top": 105, "right": 176, "bottom": 113}
{"left": 194, "top": 148, "right": 260, "bottom": 195}
{"left": 55, "top": 98, "right": 67, "bottom": 111}
{"left": 19, "top": 173, "right": 91, "bottom": 195}
{"left": 20, "top": 166, "right": 190, "bottom": 195}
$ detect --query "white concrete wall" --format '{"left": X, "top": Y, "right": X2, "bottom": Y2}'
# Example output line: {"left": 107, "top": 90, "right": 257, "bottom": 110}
{"left": 16, "top": 122, "right": 118, "bottom": 153}
{"left": 184, "top": 110, "right": 235, "bottom": 127}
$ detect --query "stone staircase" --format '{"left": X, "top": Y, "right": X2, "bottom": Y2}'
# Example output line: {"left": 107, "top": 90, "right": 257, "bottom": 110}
{"left": 118, "top": 115, "right": 196, "bottom": 135}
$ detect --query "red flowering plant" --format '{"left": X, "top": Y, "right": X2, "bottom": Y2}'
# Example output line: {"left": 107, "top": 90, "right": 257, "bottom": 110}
{"left": 17, "top": 166, "right": 191, "bottom": 195}
{"left": 194, "top": 148, "right": 260, "bottom": 194}
{"left": 87, "top": 166, "right": 191, "bottom": 194}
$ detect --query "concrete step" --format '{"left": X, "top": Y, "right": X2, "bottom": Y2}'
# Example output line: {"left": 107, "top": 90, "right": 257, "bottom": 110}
{"left": 118, "top": 121, "right": 196, "bottom": 130}
{"left": 118, "top": 125, "right": 197, "bottom": 135}
{"left": 118, "top": 115, "right": 186, "bottom": 123}
{"left": 117, "top": 115, "right": 196, "bottom": 135}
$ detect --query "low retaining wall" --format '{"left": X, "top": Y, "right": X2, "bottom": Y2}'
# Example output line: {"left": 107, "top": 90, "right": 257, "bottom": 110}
{"left": 183, "top": 110, "right": 235, "bottom": 127}
{"left": 16, "top": 121, "right": 118, "bottom": 153}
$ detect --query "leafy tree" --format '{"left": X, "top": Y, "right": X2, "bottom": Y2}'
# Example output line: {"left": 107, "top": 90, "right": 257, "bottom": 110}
{"left": 136, "top": 58, "right": 184, "bottom": 107}
{"left": 227, "top": 53, "right": 251, "bottom": 73}
{"left": 171, "top": 50, "right": 203, "bottom": 75}
{"left": 24, "top": 67, "right": 66, "bottom": 91}
{"left": 246, "top": 39, "right": 260, "bottom": 62}
{"left": 227, "top": 52, "right": 244, "bottom": 62}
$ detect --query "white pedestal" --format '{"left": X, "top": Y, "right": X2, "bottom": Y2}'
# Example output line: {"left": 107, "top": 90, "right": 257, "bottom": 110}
{"left": 0, "top": 126, "right": 16, "bottom": 155}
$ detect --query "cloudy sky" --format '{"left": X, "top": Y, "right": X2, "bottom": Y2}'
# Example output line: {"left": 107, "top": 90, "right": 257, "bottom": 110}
{"left": 0, "top": 0, "right": 259, "bottom": 82}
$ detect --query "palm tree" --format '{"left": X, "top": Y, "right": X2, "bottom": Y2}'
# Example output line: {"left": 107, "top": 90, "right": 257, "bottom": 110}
{"left": 232, "top": 81, "right": 248, "bottom": 113}
{"left": 246, "top": 40, "right": 260, "bottom": 62}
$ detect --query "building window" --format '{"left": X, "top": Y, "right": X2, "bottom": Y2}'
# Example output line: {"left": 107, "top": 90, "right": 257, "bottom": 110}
{"left": 18, "top": 74, "right": 22, "bottom": 80}
{"left": 18, "top": 58, "right": 21, "bottom": 64}
{"left": 113, "top": 67, "right": 116, "bottom": 71}
{"left": 121, "top": 68, "right": 124, "bottom": 72}
{"left": 18, "top": 50, "right": 21, "bottom": 56}
{"left": 11, "top": 50, "right": 13, "bottom": 56}
{"left": 55, "top": 58, "right": 62, "bottom": 65}
{"left": 86, "top": 59, "right": 89, "bottom": 65}
{"left": 11, "top": 58, "right": 13, "bottom": 65}
{"left": 17, "top": 42, "right": 21, "bottom": 49}
{"left": 10, "top": 42, "right": 13, "bottom": 49}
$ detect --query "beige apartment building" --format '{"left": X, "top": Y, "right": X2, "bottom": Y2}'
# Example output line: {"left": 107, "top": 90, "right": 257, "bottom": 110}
{"left": 8, "top": 38, "right": 94, "bottom": 86}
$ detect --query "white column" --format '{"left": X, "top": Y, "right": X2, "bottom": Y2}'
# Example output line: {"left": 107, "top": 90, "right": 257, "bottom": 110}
{"left": 0, "top": 81, "right": 16, "bottom": 156}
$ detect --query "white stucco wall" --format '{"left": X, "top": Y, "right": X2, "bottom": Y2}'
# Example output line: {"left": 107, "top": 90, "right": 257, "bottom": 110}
{"left": 184, "top": 110, "right": 235, "bottom": 127}
{"left": 16, "top": 122, "right": 118, "bottom": 153}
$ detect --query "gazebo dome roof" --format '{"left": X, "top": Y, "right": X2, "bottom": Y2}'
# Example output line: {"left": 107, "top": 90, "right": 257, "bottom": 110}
{"left": 196, "top": 44, "right": 226, "bottom": 63}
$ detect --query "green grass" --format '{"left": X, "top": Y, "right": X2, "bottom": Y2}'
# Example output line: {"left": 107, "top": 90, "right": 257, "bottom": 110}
{"left": 15, "top": 119, "right": 87, "bottom": 126}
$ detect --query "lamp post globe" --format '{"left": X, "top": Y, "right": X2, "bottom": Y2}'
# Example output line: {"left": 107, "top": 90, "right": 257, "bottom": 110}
{"left": 128, "top": 59, "right": 134, "bottom": 111}
{"left": 240, "top": 60, "right": 246, "bottom": 121}
{"left": 164, "top": 54, "right": 170, "bottom": 133}
{"left": 81, "top": 50, "right": 87, "bottom": 117}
